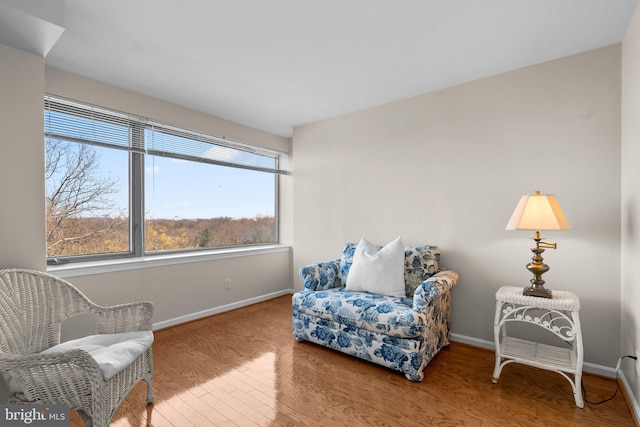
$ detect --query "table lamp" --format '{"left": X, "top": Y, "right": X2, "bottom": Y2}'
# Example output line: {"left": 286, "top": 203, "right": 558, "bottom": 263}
{"left": 506, "top": 190, "right": 570, "bottom": 298}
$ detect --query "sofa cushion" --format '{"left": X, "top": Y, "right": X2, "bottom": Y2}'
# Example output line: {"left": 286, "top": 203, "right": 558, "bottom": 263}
{"left": 338, "top": 242, "right": 358, "bottom": 286}
{"left": 292, "top": 288, "right": 425, "bottom": 338}
{"left": 346, "top": 237, "right": 405, "bottom": 298}
{"left": 339, "top": 242, "right": 441, "bottom": 297}
{"left": 404, "top": 245, "right": 441, "bottom": 296}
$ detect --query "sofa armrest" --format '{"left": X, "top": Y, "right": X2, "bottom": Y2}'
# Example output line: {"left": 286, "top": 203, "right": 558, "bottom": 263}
{"left": 412, "top": 270, "right": 460, "bottom": 312}
{"left": 299, "top": 259, "right": 341, "bottom": 291}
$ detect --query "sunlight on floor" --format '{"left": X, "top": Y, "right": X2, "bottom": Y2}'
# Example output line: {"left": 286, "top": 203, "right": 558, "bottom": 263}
{"left": 148, "top": 352, "right": 277, "bottom": 426}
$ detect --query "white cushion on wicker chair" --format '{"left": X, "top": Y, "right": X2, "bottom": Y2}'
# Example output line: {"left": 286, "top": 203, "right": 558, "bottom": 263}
{"left": 0, "top": 269, "right": 155, "bottom": 427}
{"left": 42, "top": 331, "right": 154, "bottom": 379}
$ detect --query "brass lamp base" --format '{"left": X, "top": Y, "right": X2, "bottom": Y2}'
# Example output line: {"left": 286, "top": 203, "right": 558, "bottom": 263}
{"left": 522, "top": 231, "right": 556, "bottom": 299}
{"left": 523, "top": 285, "right": 552, "bottom": 298}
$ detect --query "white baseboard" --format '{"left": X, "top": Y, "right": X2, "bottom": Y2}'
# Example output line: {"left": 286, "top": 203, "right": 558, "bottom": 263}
{"left": 451, "top": 333, "right": 495, "bottom": 352}
{"left": 450, "top": 332, "right": 616, "bottom": 377}
{"left": 152, "top": 288, "right": 294, "bottom": 330}
{"left": 154, "top": 302, "right": 617, "bottom": 378}
{"left": 620, "top": 370, "right": 640, "bottom": 424}
{"left": 152, "top": 300, "right": 639, "bottom": 423}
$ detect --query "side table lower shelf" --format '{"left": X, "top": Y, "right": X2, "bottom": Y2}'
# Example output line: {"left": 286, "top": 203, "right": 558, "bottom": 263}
{"left": 494, "top": 336, "right": 577, "bottom": 373}
{"left": 492, "top": 286, "right": 584, "bottom": 408}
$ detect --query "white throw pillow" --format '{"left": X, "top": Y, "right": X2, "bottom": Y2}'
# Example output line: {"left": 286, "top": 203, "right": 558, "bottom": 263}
{"left": 346, "top": 236, "right": 405, "bottom": 298}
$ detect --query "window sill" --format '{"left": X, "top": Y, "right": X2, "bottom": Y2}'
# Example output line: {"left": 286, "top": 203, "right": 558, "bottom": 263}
{"left": 48, "top": 245, "right": 290, "bottom": 279}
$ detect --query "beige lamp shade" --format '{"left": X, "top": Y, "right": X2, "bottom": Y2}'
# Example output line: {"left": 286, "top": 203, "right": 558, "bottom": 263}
{"left": 506, "top": 191, "right": 570, "bottom": 231}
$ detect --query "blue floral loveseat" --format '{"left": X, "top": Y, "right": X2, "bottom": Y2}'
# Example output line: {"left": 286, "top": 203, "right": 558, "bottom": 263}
{"left": 292, "top": 243, "right": 459, "bottom": 381}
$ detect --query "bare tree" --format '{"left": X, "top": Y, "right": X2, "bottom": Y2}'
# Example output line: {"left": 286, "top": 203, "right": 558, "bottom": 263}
{"left": 45, "top": 139, "right": 127, "bottom": 256}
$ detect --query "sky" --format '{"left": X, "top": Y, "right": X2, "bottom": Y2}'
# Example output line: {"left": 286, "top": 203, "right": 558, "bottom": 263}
{"left": 66, "top": 144, "right": 275, "bottom": 220}
{"left": 144, "top": 154, "right": 275, "bottom": 220}
{"left": 45, "top": 108, "right": 276, "bottom": 220}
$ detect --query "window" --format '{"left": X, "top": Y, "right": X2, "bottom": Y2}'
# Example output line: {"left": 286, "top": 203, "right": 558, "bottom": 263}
{"left": 44, "top": 96, "right": 286, "bottom": 263}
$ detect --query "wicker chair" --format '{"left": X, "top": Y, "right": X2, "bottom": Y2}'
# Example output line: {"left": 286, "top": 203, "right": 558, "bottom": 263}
{"left": 0, "top": 268, "right": 154, "bottom": 427}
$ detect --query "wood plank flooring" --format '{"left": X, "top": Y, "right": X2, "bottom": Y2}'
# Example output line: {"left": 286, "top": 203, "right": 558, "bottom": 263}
{"left": 70, "top": 295, "right": 636, "bottom": 426}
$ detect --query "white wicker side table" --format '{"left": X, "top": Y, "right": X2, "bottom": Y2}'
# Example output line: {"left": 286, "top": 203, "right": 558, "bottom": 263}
{"left": 492, "top": 286, "right": 584, "bottom": 408}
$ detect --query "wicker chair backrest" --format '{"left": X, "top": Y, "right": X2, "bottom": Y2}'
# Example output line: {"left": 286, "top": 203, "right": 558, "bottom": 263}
{"left": 0, "top": 269, "right": 96, "bottom": 355}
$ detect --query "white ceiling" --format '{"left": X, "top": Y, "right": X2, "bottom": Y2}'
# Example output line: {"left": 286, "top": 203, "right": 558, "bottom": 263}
{"left": 29, "top": 1, "right": 640, "bottom": 136}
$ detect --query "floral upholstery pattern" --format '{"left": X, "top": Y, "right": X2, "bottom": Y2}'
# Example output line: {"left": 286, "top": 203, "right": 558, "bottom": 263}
{"left": 292, "top": 288, "right": 421, "bottom": 338}
{"left": 293, "top": 244, "right": 458, "bottom": 381}
{"left": 299, "top": 260, "right": 340, "bottom": 292}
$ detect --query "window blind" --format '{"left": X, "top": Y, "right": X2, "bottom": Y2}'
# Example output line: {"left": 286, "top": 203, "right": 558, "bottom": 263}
{"left": 45, "top": 96, "right": 145, "bottom": 152}
{"left": 145, "top": 123, "right": 282, "bottom": 173}
{"left": 44, "top": 95, "right": 288, "bottom": 175}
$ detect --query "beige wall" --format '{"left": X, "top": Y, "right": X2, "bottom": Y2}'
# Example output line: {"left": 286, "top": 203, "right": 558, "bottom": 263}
{"left": 292, "top": 45, "right": 622, "bottom": 367}
{"left": 622, "top": 2, "right": 640, "bottom": 406}
{"left": 0, "top": 44, "right": 46, "bottom": 271}
{"left": 56, "top": 251, "right": 291, "bottom": 330}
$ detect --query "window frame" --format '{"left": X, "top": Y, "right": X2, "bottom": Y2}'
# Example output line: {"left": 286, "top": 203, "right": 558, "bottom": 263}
{"left": 44, "top": 95, "right": 287, "bottom": 265}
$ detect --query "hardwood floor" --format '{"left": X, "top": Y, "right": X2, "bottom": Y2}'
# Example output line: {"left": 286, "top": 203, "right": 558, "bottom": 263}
{"left": 71, "top": 295, "right": 636, "bottom": 426}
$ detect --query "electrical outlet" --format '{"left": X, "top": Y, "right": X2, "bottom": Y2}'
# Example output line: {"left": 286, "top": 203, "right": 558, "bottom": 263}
{"left": 224, "top": 279, "right": 231, "bottom": 290}
{"left": 636, "top": 349, "right": 640, "bottom": 372}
